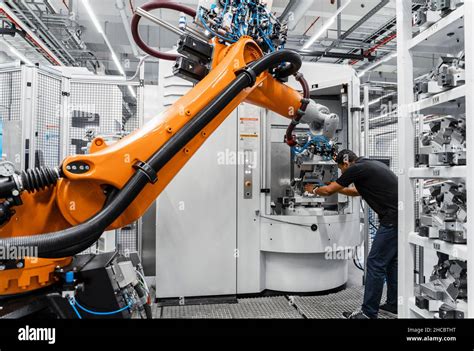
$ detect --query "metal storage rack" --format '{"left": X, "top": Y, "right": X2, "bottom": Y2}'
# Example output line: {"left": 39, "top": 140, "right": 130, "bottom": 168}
{"left": 397, "top": 0, "right": 473, "bottom": 318}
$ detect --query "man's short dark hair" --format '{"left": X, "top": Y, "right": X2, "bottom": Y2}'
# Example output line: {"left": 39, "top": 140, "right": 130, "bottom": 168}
{"left": 335, "top": 150, "right": 358, "bottom": 165}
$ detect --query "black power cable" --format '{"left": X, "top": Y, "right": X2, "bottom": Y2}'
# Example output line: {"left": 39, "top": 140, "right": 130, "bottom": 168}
{"left": 0, "top": 49, "right": 302, "bottom": 258}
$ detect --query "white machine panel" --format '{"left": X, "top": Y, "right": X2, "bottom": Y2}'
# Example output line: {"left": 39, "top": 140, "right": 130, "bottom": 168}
{"left": 237, "top": 104, "right": 264, "bottom": 294}
{"left": 155, "top": 113, "right": 238, "bottom": 298}
{"left": 260, "top": 214, "right": 362, "bottom": 253}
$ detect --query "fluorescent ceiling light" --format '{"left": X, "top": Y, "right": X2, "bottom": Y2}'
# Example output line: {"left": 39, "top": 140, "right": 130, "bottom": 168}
{"left": 368, "top": 92, "right": 397, "bottom": 106}
{"left": 81, "top": 0, "right": 136, "bottom": 99}
{"left": 82, "top": 0, "right": 104, "bottom": 34}
{"left": 302, "top": 0, "right": 352, "bottom": 50}
{"left": 111, "top": 50, "right": 126, "bottom": 76}
{"left": 128, "top": 86, "right": 136, "bottom": 98}
{"left": 369, "top": 110, "right": 398, "bottom": 122}
{"left": 0, "top": 38, "right": 34, "bottom": 66}
{"left": 81, "top": 1, "right": 125, "bottom": 76}
{"left": 103, "top": 35, "right": 126, "bottom": 76}
{"left": 358, "top": 52, "right": 397, "bottom": 78}
{"left": 365, "top": 80, "right": 398, "bottom": 86}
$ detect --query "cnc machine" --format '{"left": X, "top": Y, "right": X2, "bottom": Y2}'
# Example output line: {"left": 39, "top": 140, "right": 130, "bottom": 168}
{"left": 155, "top": 62, "right": 362, "bottom": 300}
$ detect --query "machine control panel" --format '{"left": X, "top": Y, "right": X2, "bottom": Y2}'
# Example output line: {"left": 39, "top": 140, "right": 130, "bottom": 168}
{"left": 244, "top": 150, "right": 253, "bottom": 199}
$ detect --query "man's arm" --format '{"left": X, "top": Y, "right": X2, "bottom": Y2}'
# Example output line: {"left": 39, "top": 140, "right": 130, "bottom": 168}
{"left": 315, "top": 182, "right": 343, "bottom": 196}
{"left": 304, "top": 182, "right": 359, "bottom": 197}
{"left": 338, "top": 186, "right": 360, "bottom": 197}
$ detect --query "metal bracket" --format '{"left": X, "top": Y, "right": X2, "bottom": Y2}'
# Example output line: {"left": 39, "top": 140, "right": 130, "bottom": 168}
{"left": 133, "top": 160, "right": 158, "bottom": 184}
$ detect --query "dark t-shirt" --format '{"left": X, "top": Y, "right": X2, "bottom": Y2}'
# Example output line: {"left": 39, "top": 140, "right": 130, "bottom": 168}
{"left": 336, "top": 157, "right": 398, "bottom": 226}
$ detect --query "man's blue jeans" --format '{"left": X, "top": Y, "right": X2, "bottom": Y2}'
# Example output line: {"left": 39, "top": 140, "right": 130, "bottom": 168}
{"left": 362, "top": 224, "right": 398, "bottom": 319}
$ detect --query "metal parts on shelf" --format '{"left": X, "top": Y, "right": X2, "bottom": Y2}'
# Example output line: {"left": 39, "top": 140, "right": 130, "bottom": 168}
{"left": 438, "top": 55, "right": 465, "bottom": 87}
{"left": 429, "top": 0, "right": 464, "bottom": 13}
{"left": 413, "top": 0, "right": 464, "bottom": 32}
{"left": 416, "top": 253, "right": 467, "bottom": 319}
{"left": 414, "top": 54, "right": 465, "bottom": 101}
{"left": 418, "top": 114, "right": 466, "bottom": 167}
{"left": 419, "top": 180, "right": 467, "bottom": 244}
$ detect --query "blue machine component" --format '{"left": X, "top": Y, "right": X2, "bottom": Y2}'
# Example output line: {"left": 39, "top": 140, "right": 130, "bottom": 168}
{"left": 198, "top": 0, "right": 288, "bottom": 53}
{"left": 292, "top": 134, "right": 335, "bottom": 161}
{"left": 65, "top": 271, "right": 74, "bottom": 283}
{"left": 179, "top": 14, "right": 187, "bottom": 30}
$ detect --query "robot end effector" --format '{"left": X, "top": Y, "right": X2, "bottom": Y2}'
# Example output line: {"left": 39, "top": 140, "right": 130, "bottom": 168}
{"left": 299, "top": 100, "right": 340, "bottom": 139}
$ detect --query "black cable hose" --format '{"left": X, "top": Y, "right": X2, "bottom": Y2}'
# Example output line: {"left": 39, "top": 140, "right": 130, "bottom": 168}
{"left": 285, "top": 73, "right": 310, "bottom": 146}
{"left": 134, "top": 284, "right": 152, "bottom": 319}
{"left": 48, "top": 188, "right": 122, "bottom": 257}
{"left": 143, "top": 303, "right": 153, "bottom": 319}
{"left": 21, "top": 167, "right": 60, "bottom": 193}
{"left": 51, "top": 230, "right": 111, "bottom": 258}
{"left": 0, "top": 49, "right": 302, "bottom": 258}
{"left": 353, "top": 258, "right": 364, "bottom": 271}
{"left": 44, "top": 73, "right": 255, "bottom": 258}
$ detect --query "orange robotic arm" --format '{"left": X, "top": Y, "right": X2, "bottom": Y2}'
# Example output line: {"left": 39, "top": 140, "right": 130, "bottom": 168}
{"left": 0, "top": 36, "right": 310, "bottom": 293}
{"left": 56, "top": 38, "right": 305, "bottom": 230}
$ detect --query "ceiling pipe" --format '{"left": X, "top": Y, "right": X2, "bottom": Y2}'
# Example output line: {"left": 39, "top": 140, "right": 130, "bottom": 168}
{"left": 299, "top": 50, "right": 368, "bottom": 61}
{"left": 318, "top": 0, "right": 391, "bottom": 63}
{"left": 302, "top": 0, "right": 351, "bottom": 50}
{"left": 357, "top": 52, "right": 397, "bottom": 78}
{"left": 5, "top": 0, "right": 70, "bottom": 64}
{"left": 20, "top": 0, "right": 77, "bottom": 64}
{"left": 280, "top": 0, "right": 315, "bottom": 31}
{"left": 0, "top": 2, "right": 64, "bottom": 65}
{"left": 350, "top": 31, "right": 397, "bottom": 65}
{"left": 302, "top": 16, "right": 320, "bottom": 36}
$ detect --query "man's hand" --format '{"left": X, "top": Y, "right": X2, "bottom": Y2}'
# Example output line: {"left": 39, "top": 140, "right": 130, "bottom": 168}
{"left": 304, "top": 184, "right": 317, "bottom": 194}
{"left": 315, "top": 182, "right": 344, "bottom": 196}
{"left": 303, "top": 182, "right": 359, "bottom": 197}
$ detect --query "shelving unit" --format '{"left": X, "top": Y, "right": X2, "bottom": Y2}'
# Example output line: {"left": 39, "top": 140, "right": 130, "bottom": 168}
{"left": 407, "top": 85, "right": 466, "bottom": 114}
{"left": 408, "top": 166, "right": 467, "bottom": 179}
{"left": 408, "top": 232, "right": 468, "bottom": 261}
{"left": 397, "top": 0, "right": 473, "bottom": 319}
{"left": 408, "top": 5, "right": 464, "bottom": 50}
{"left": 408, "top": 297, "right": 469, "bottom": 319}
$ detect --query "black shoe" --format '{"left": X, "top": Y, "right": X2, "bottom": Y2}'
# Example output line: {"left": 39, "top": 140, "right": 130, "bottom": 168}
{"left": 379, "top": 303, "right": 397, "bottom": 314}
{"left": 342, "top": 310, "right": 370, "bottom": 319}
